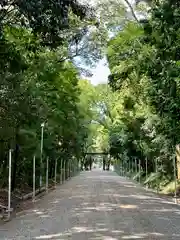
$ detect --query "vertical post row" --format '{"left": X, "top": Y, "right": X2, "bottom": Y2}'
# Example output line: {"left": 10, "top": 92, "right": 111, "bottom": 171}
{"left": 46, "top": 157, "right": 49, "bottom": 193}
{"left": 122, "top": 161, "right": 124, "bottom": 176}
{"left": 40, "top": 123, "right": 44, "bottom": 188}
{"left": 63, "top": 160, "right": 66, "bottom": 182}
{"left": 139, "top": 159, "right": 141, "bottom": 183}
{"left": 174, "top": 154, "right": 177, "bottom": 203}
{"left": 156, "top": 158, "right": 158, "bottom": 193}
{"left": 54, "top": 158, "right": 57, "bottom": 188}
{"left": 132, "top": 160, "right": 133, "bottom": 175}
{"left": 8, "top": 149, "right": 12, "bottom": 219}
{"left": 60, "top": 159, "right": 63, "bottom": 184}
{"left": 33, "top": 155, "right": 36, "bottom": 202}
{"left": 69, "top": 160, "right": 71, "bottom": 178}
{"left": 146, "top": 157, "right": 148, "bottom": 189}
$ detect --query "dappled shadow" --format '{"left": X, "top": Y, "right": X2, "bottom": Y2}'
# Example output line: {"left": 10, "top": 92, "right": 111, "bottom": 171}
{"left": 33, "top": 226, "right": 180, "bottom": 240}
{"left": 31, "top": 189, "right": 180, "bottom": 239}
{"left": 70, "top": 202, "right": 139, "bottom": 216}
{"left": 2, "top": 170, "right": 180, "bottom": 240}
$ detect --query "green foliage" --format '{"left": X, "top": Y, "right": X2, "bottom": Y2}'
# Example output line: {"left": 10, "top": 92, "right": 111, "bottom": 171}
{"left": 106, "top": 0, "right": 180, "bottom": 185}
{"left": 0, "top": 25, "right": 91, "bottom": 189}
{"left": 1, "top": 0, "right": 180, "bottom": 193}
{"left": 0, "top": 0, "right": 95, "bottom": 47}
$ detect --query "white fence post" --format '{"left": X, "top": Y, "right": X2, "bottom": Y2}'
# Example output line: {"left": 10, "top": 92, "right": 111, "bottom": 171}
{"left": 70, "top": 160, "right": 72, "bottom": 178}
{"left": 174, "top": 154, "right": 177, "bottom": 203}
{"left": 63, "top": 160, "right": 66, "bottom": 182}
{"left": 121, "top": 162, "right": 123, "bottom": 176}
{"left": 139, "top": 159, "right": 141, "bottom": 183}
{"left": 122, "top": 160, "right": 124, "bottom": 176}
{"left": 60, "top": 160, "right": 63, "bottom": 184}
{"left": 46, "top": 157, "right": 49, "bottom": 193}
{"left": 155, "top": 158, "right": 158, "bottom": 193}
{"left": 68, "top": 161, "right": 70, "bottom": 179}
{"left": 146, "top": 157, "right": 148, "bottom": 189}
{"left": 73, "top": 157, "right": 76, "bottom": 176}
{"left": 54, "top": 158, "right": 57, "bottom": 188}
{"left": 8, "top": 149, "right": 12, "bottom": 219}
{"left": 33, "top": 155, "right": 36, "bottom": 202}
{"left": 131, "top": 160, "right": 133, "bottom": 175}
{"left": 70, "top": 159, "right": 72, "bottom": 177}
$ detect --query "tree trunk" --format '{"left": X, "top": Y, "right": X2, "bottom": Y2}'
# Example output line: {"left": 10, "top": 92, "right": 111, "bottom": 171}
{"left": 103, "top": 159, "right": 106, "bottom": 170}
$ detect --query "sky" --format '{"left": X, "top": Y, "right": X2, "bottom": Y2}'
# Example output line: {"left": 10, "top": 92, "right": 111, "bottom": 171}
{"left": 87, "top": 58, "right": 111, "bottom": 85}
{"left": 79, "top": 0, "right": 146, "bottom": 86}
{"left": 79, "top": 0, "right": 137, "bottom": 86}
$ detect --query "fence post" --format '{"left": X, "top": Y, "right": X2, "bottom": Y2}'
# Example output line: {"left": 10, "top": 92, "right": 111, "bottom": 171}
{"left": 146, "top": 157, "right": 148, "bottom": 189}
{"left": 72, "top": 157, "right": 74, "bottom": 176}
{"left": 69, "top": 159, "right": 71, "bottom": 178}
{"left": 63, "top": 160, "right": 66, "bottom": 182}
{"left": 68, "top": 160, "right": 71, "bottom": 179}
{"left": 33, "top": 155, "right": 36, "bottom": 202}
{"left": 122, "top": 160, "right": 124, "bottom": 177}
{"left": 119, "top": 160, "right": 121, "bottom": 175}
{"left": 77, "top": 158, "right": 79, "bottom": 174}
{"left": 60, "top": 159, "right": 63, "bottom": 184}
{"left": 126, "top": 160, "right": 128, "bottom": 177}
{"left": 54, "top": 158, "right": 57, "bottom": 188}
{"left": 8, "top": 149, "right": 12, "bottom": 219}
{"left": 174, "top": 154, "right": 177, "bottom": 203}
{"left": 46, "top": 157, "right": 49, "bottom": 193}
{"left": 131, "top": 160, "right": 133, "bottom": 175}
{"left": 74, "top": 158, "right": 77, "bottom": 176}
{"left": 124, "top": 161, "right": 126, "bottom": 176}
{"left": 121, "top": 161, "right": 122, "bottom": 175}
{"left": 71, "top": 159, "right": 72, "bottom": 177}
{"left": 73, "top": 159, "right": 75, "bottom": 176}
{"left": 155, "top": 158, "right": 158, "bottom": 193}
{"left": 75, "top": 157, "right": 77, "bottom": 175}
{"left": 139, "top": 159, "right": 141, "bottom": 183}
{"left": 66, "top": 161, "right": 68, "bottom": 179}
{"left": 71, "top": 159, "right": 73, "bottom": 176}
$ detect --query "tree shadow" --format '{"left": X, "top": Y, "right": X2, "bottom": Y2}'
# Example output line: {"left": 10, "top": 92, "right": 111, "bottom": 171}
{"left": 2, "top": 171, "right": 180, "bottom": 239}
{"left": 33, "top": 226, "right": 180, "bottom": 240}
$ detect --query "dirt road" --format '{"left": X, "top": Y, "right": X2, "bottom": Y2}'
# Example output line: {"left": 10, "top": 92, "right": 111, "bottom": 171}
{"left": 1, "top": 170, "right": 180, "bottom": 239}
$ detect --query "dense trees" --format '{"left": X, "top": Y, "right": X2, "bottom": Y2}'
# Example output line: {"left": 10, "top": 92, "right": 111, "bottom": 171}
{"left": 0, "top": 1, "right": 97, "bottom": 191}
{"left": 1, "top": 0, "right": 179, "bottom": 195}
{"left": 107, "top": 0, "right": 180, "bottom": 189}
{"left": 0, "top": 0, "right": 94, "bottom": 46}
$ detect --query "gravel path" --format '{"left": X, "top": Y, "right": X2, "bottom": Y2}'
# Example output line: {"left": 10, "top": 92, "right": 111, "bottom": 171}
{"left": 1, "top": 169, "right": 180, "bottom": 240}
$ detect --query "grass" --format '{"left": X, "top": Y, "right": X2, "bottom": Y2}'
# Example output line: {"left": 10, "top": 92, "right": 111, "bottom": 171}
{"left": 115, "top": 167, "right": 180, "bottom": 196}
{"left": 160, "top": 180, "right": 180, "bottom": 195}
{"left": 123, "top": 170, "right": 180, "bottom": 196}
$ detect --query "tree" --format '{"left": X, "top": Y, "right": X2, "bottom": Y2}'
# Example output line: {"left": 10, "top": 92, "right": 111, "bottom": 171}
{"left": 106, "top": 0, "right": 180, "bottom": 186}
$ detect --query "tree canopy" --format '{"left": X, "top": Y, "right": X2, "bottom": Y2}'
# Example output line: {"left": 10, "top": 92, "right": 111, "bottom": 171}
{"left": 106, "top": 0, "right": 180, "bottom": 188}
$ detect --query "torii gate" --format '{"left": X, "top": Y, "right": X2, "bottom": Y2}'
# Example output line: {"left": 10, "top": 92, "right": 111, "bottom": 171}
{"left": 82, "top": 152, "right": 111, "bottom": 171}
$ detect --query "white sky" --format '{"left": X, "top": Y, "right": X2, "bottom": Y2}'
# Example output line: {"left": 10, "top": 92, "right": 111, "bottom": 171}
{"left": 88, "top": 58, "right": 111, "bottom": 85}
{"left": 79, "top": 0, "right": 146, "bottom": 86}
